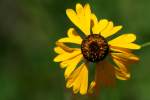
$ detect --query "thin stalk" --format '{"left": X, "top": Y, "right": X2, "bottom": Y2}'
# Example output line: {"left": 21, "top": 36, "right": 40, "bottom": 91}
{"left": 142, "top": 42, "right": 150, "bottom": 48}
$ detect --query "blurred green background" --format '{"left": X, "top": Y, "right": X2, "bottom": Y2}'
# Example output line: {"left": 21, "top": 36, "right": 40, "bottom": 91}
{"left": 0, "top": 0, "right": 150, "bottom": 100}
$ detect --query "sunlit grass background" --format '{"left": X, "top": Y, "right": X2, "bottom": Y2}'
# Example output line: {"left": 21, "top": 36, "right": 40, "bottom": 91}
{"left": 0, "top": 0, "right": 150, "bottom": 100}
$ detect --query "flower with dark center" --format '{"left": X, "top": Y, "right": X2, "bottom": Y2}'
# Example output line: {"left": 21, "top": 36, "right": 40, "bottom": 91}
{"left": 53, "top": 3, "right": 141, "bottom": 95}
{"left": 81, "top": 34, "right": 109, "bottom": 62}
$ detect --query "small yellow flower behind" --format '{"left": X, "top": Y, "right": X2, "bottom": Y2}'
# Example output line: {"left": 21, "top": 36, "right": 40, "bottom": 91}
{"left": 53, "top": 3, "right": 141, "bottom": 95}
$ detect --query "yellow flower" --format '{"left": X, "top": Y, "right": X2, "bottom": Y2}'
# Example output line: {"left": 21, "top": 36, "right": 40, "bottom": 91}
{"left": 53, "top": 3, "right": 141, "bottom": 95}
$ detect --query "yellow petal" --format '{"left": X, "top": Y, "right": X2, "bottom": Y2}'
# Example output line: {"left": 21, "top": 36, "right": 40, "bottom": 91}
{"left": 101, "top": 25, "right": 122, "bottom": 38}
{"left": 54, "top": 47, "right": 65, "bottom": 54}
{"left": 66, "top": 63, "right": 84, "bottom": 88}
{"left": 76, "top": 3, "right": 84, "bottom": 21}
{"left": 66, "top": 63, "right": 88, "bottom": 95}
{"left": 66, "top": 9, "right": 84, "bottom": 35}
{"left": 115, "top": 74, "right": 130, "bottom": 80}
{"left": 111, "top": 43, "right": 141, "bottom": 49}
{"left": 55, "top": 42, "right": 74, "bottom": 52}
{"left": 58, "top": 28, "right": 82, "bottom": 44}
{"left": 83, "top": 3, "right": 91, "bottom": 35}
{"left": 60, "top": 61, "right": 68, "bottom": 68}
{"left": 112, "top": 55, "right": 131, "bottom": 80}
{"left": 110, "top": 45, "right": 139, "bottom": 61}
{"left": 115, "top": 67, "right": 130, "bottom": 80}
{"left": 66, "top": 9, "right": 80, "bottom": 29}
{"left": 92, "top": 19, "right": 108, "bottom": 34}
{"left": 72, "top": 73, "right": 82, "bottom": 94}
{"left": 111, "top": 52, "right": 139, "bottom": 62}
{"left": 53, "top": 49, "right": 81, "bottom": 62}
{"left": 60, "top": 55, "right": 80, "bottom": 69}
{"left": 88, "top": 81, "right": 96, "bottom": 94}
{"left": 120, "top": 43, "right": 141, "bottom": 49}
{"left": 109, "top": 34, "right": 141, "bottom": 49}
{"left": 110, "top": 46, "right": 132, "bottom": 53}
{"left": 66, "top": 3, "right": 91, "bottom": 36}
{"left": 108, "top": 26, "right": 122, "bottom": 36}
{"left": 101, "top": 21, "right": 114, "bottom": 36}
{"left": 91, "top": 13, "right": 98, "bottom": 28}
{"left": 79, "top": 64, "right": 88, "bottom": 95}
{"left": 65, "top": 54, "right": 83, "bottom": 79}
{"left": 72, "top": 64, "right": 87, "bottom": 94}
{"left": 76, "top": 3, "right": 84, "bottom": 15}
{"left": 112, "top": 56, "right": 128, "bottom": 70}
{"left": 109, "top": 34, "right": 136, "bottom": 44}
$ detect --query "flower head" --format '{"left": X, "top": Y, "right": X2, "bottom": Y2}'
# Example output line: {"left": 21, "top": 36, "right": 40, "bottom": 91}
{"left": 53, "top": 3, "right": 141, "bottom": 95}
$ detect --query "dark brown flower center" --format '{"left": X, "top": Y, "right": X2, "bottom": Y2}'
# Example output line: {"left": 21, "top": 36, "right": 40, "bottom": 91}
{"left": 81, "top": 34, "right": 109, "bottom": 62}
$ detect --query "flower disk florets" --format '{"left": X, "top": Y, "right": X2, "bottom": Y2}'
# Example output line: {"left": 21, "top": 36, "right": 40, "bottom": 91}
{"left": 81, "top": 34, "right": 109, "bottom": 62}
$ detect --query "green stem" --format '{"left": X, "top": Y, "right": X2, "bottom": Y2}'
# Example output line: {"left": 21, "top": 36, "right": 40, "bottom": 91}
{"left": 142, "top": 42, "right": 150, "bottom": 48}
